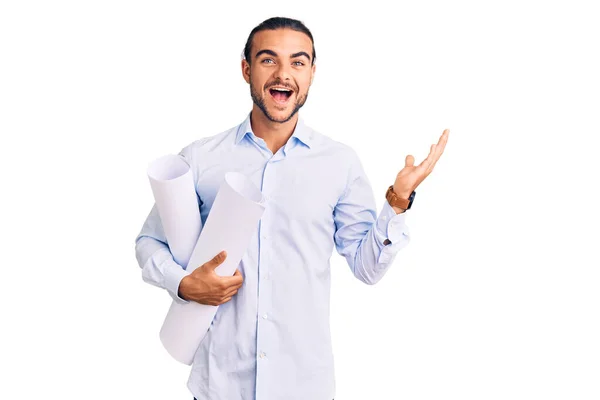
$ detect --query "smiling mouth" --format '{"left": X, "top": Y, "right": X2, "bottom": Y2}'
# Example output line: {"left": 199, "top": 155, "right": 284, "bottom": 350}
{"left": 269, "top": 87, "right": 294, "bottom": 104}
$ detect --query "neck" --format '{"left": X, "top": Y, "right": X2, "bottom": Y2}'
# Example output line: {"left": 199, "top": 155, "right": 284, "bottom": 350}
{"left": 249, "top": 107, "right": 298, "bottom": 154}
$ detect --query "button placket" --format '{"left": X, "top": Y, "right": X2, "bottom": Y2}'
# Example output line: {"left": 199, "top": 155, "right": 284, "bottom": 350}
{"left": 256, "top": 160, "right": 274, "bottom": 375}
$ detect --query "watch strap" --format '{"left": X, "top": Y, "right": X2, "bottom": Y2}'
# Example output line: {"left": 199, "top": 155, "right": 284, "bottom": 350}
{"left": 386, "top": 185, "right": 415, "bottom": 210}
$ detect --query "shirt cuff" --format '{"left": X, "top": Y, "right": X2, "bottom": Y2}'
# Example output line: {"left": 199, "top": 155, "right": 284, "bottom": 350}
{"left": 374, "top": 201, "right": 411, "bottom": 264}
{"left": 162, "top": 258, "right": 191, "bottom": 304}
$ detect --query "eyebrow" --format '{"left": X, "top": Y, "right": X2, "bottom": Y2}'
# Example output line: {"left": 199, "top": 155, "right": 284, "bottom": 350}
{"left": 291, "top": 51, "right": 311, "bottom": 61}
{"left": 255, "top": 49, "right": 278, "bottom": 59}
{"left": 254, "top": 49, "right": 311, "bottom": 62}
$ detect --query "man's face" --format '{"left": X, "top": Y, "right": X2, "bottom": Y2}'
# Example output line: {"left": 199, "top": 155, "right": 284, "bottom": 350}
{"left": 242, "top": 28, "right": 315, "bottom": 123}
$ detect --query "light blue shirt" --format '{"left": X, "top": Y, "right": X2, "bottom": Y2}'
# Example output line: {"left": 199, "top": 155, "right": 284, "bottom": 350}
{"left": 135, "top": 114, "right": 411, "bottom": 400}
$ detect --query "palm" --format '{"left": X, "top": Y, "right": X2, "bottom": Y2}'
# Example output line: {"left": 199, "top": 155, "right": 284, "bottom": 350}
{"left": 393, "top": 129, "right": 449, "bottom": 197}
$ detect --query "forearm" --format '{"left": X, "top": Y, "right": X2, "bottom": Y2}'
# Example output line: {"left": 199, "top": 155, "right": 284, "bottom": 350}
{"left": 333, "top": 149, "right": 411, "bottom": 285}
{"left": 347, "top": 201, "right": 410, "bottom": 285}
{"left": 134, "top": 205, "right": 190, "bottom": 304}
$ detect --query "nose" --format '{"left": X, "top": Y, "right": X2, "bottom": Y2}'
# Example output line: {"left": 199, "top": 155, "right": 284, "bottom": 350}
{"left": 273, "top": 62, "right": 292, "bottom": 82}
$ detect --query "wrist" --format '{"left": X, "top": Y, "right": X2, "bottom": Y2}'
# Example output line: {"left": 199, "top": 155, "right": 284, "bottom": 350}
{"left": 386, "top": 185, "right": 415, "bottom": 212}
{"left": 178, "top": 275, "right": 191, "bottom": 300}
{"left": 392, "top": 185, "right": 412, "bottom": 200}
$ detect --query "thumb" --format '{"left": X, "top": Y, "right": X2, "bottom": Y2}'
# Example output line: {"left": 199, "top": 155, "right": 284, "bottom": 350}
{"left": 405, "top": 155, "right": 415, "bottom": 167}
{"left": 204, "top": 250, "right": 227, "bottom": 271}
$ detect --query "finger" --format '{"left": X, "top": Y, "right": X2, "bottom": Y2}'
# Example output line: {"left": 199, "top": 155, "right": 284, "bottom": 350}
{"left": 222, "top": 286, "right": 240, "bottom": 298}
{"left": 221, "top": 278, "right": 243, "bottom": 292}
{"left": 222, "top": 271, "right": 244, "bottom": 286}
{"left": 426, "top": 130, "right": 450, "bottom": 174}
{"left": 435, "top": 129, "right": 449, "bottom": 155}
{"left": 232, "top": 269, "right": 243, "bottom": 284}
{"left": 232, "top": 269, "right": 244, "bottom": 285}
{"left": 405, "top": 154, "right": 415, "bottom": 167}
{"left": 204, "top": 250, "right": 227, "bottom": 270}
{"left": 437, "top": 129, "right": 449, "bottom": 145}
{"left": 220, "top": 296, "right": 233, "bottom": 305}
{"left": 417, "top": 144, "right": 436, "bottom": 171}
{"left": 426, "top": 149, "right": 443, "bottom": 174}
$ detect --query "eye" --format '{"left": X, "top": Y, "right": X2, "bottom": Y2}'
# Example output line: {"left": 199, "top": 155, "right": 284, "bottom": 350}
{"left": 292, "top": 61, "right": 305, "bottom": 66}
{"left": 261, "top": 58, "right": 275, "bottom": 64}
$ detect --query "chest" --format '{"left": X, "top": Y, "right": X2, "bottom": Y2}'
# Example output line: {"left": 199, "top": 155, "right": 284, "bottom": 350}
{"left": 194, "top": 152, "right": 347, "bottom": 225}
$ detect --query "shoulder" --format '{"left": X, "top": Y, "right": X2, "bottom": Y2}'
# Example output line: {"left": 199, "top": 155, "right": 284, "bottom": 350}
{"left": 178, "top": 122, "right": 241, "bottom": 162}
{"left": 180, "top": 125, "right": 237, "bottom": 154}
{"left": 305, "top": 123, "right": 361, "bottom": 165}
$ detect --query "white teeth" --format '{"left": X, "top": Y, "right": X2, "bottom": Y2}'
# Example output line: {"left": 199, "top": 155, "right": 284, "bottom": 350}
{"left": 271, "top": 88, "right": 291, "bottom": 92}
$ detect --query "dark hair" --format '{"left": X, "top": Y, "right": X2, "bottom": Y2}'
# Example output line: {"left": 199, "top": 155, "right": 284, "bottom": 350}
{"left": 243, "top": 17, "right": 316, "bottom": 65}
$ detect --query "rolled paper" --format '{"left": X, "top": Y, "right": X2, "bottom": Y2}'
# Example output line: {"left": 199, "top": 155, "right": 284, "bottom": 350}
{"left": 147, "top": 155, "right": 202, "bottom": 268}
{"left": 157, "top": 171, "right": 266, "bottom": 365}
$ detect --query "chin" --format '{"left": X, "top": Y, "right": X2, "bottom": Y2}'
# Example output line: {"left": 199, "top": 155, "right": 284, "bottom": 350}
{"left": 270, "top": 109, "right": 293, "bottom": 120}
{"left": 268, "top": 110, "right": 296, "bottom": 123}
{"left": 257, "top": 101, "right": 294, "bottom": 122}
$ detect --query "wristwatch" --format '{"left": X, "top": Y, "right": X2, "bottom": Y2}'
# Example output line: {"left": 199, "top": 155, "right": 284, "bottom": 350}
{"left": 385, "top": 185, "right": 416, "bottom": 211}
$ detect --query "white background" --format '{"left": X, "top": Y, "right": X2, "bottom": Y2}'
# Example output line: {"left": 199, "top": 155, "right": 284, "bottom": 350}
{"left": 1, "top": 0, "right": 599, "bottom": 399}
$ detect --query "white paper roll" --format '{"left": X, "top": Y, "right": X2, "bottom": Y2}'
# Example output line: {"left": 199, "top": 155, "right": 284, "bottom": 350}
{"left": 147, "top": 155, "right": 202, "bottom": 268}
{"left": 157, "top": 170, "right": 266, "bottom": 365}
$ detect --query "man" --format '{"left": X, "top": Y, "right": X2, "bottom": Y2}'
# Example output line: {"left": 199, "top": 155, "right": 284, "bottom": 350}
{"left": 135, "top": 16, "right": 448, "bottom": 400}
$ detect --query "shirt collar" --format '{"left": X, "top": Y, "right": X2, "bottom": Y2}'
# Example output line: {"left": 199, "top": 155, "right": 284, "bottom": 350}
{"left": 234, "top": 113, "right": 313, "bottom": 149}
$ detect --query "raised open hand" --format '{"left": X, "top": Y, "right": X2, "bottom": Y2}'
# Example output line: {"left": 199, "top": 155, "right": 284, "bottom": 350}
{"left": 393, "top": 129, "right": 449, "bottom": 199}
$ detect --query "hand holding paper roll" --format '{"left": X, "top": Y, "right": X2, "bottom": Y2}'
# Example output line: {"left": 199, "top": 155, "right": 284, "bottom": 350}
{"left": 178, "top": 250, "right": 244, "bottom": 306}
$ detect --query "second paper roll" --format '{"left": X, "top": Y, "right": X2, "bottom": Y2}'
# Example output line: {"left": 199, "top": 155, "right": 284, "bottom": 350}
{"left": 159, "top": 171, "right": 266, "bottom": 365}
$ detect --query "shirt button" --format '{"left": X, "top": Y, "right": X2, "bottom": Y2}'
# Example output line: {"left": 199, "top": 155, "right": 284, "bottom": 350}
{"left": 263, "top": 313, "right": 268, "bottom": 319}
{"left": 259, "top": 352, "right": 266, "bottom": 359}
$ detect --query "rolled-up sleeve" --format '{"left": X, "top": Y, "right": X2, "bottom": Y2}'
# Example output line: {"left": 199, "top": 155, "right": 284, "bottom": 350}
{"left": 333, "top": 150, "right": 411, "bottom": 285}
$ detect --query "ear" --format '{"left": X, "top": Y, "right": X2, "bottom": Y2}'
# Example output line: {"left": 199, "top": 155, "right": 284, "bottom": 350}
{"left": 241, "top": 59, "right": 251, "bottom": 84}
{"left": 310, "top": 62, "right": 316, "bottom": 86}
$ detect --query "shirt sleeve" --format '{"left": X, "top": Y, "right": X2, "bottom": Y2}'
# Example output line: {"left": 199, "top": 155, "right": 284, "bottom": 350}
{"left": 333, "top": 150, "right": 411, "bottom": 285}
{"left": 135, "top": 203, "right": 191, "bottom": 304}
{"left": 134, "top": 148, "right": 198, "bottom": 304}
